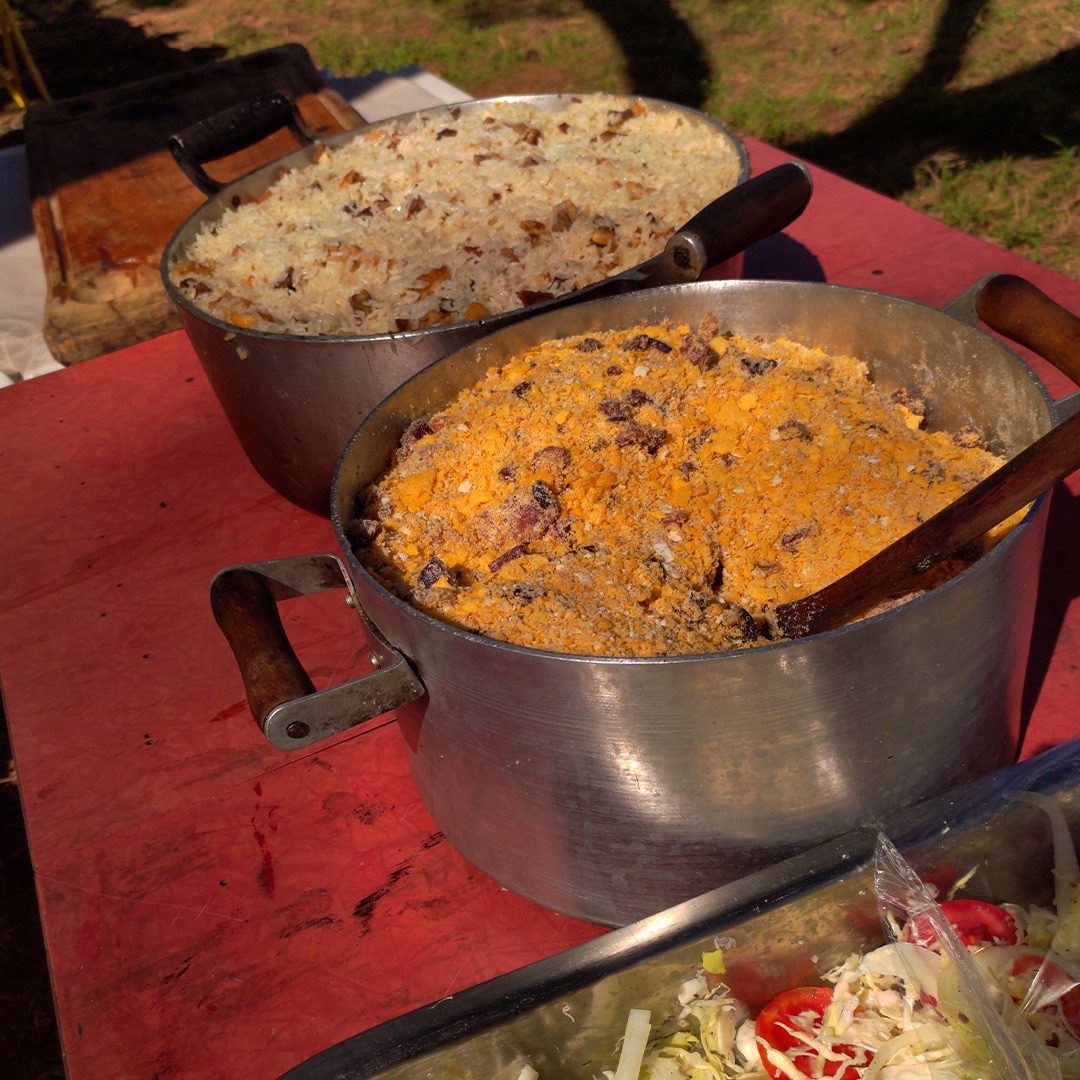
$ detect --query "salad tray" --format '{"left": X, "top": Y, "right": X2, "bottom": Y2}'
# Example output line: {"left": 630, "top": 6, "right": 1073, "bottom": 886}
{"left": 284, "top": 739, "right": 1080, "bottom": 1079}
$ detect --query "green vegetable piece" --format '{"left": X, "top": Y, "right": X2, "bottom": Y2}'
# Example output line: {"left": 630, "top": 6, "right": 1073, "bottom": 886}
{"left": 701, "top": 948, "right": 726, "bottom": 975}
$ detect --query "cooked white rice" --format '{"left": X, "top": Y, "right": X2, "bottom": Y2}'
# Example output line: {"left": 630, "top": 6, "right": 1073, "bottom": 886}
{"left": 170, "top": 95, "right": 744, "bottom": 336}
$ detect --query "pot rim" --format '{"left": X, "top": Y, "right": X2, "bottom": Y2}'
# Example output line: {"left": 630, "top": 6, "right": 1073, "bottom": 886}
{"left": 330, "top": 276, "right": 1055, "bottom": 666}
{"left": 160, "top": 92, "right": 751, "bottom": 346}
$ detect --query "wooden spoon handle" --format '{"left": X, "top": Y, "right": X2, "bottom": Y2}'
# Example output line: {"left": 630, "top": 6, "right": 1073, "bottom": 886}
{"left": 773, "top": 410, "right": 1080, "bottom": 639}
{"left": 774, "top": 275, "right": 1080, "bottom": 640}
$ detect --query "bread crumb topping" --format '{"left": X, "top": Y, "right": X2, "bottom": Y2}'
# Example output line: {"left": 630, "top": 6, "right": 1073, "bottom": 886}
{"left": 349, "top": 317, "right": 1014, "bottom": 657}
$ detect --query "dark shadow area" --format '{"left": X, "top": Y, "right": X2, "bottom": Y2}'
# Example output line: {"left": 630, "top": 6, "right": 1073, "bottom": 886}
{"left": 1020, "top": 483, "right": 1080, "bottom": 756}
{"left": 578, "top": 0, "right": 712, "bottom": 107}
{"left": 0, "top": 699, "right": 65, "bottom": 1079}
{"left": 14, "top": 0, "right": 225, "bottom": 103}
{"left": 742, "top": 232, "right": 826, "bottom": 282}
{"left": 784, "top": 0, "right": 1080, "bottom": 197}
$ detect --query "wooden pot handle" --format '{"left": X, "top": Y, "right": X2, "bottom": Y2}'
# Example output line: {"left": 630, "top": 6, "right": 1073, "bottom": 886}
{"left": 976, "top": 273, "right": 1080, "bottom": 385}
{"left": 210, "top": 554, "right": 425, "bottom": 750}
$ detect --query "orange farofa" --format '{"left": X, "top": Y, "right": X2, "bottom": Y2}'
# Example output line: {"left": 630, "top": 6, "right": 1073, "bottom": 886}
{"left": 350, "top": 317, "right": 1015, "bottom": 658}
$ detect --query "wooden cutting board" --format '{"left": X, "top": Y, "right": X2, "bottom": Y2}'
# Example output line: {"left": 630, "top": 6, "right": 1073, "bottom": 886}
{"left": 24, "top": 44, "right": 363, "bottom": 365}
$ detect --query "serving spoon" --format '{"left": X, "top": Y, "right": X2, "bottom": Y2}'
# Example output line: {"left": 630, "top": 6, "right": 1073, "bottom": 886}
{"left": 773, "top": 274, "right": 1080, "bottom": 639}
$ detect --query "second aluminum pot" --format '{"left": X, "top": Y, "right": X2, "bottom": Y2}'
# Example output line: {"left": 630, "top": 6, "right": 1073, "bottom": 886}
{"left": 162, "top": 92, "right": 760, "bottom": 515}
{"left": 213, "top": 274, "right": 1080, "bottom": 927}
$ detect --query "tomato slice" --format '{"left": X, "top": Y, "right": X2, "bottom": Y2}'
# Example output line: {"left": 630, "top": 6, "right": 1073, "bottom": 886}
{"left": 902, "top": 899, "right": 1018, "bottom": 950}
{"left": 755, "top": 986, "right": 868, "bottom": 1080}
{"left": 1012, "top": 952, "right": 1080, "bottom": 1044}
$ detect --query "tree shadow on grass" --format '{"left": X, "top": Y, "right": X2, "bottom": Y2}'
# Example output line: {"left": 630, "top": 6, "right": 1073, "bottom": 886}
{"left": 783, "top": 0, "right": 1080, "bottom": 197}
{"left": 458, "top": 0, "right": 713, "bottom": 106}
{"left": 482, "top": 0, "right": 1079, "bottom": 203}
{"left": 578, "top": 0, "right": 711, "bottom": 107}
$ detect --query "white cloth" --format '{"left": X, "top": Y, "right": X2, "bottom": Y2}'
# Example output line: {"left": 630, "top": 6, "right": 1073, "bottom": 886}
{"left": 0, "top": 67, "right": 471, "bottom": 385}
{"left": 0, "top": 144, "right": 63, "bottom": 384}
{"left": 329, "top": 66, "right": 472, "bottom": 122}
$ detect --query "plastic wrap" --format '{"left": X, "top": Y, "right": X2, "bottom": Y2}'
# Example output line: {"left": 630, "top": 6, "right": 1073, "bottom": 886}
{"left": 872, "top": 832, "right": 1067, "bottom": 1080}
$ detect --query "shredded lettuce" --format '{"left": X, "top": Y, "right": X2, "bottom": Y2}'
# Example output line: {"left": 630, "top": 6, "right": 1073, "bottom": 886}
{"left": 614, "top": 1008, "right": 653, "bottom": 1080}
{"left": 610, "top": 793, "right": 1080, "bottom": 1080}
{"left": 1010, "top": 791, "right": 1079, "bottom": 921}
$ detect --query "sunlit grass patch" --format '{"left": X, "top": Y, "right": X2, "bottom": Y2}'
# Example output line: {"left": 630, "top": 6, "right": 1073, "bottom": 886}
{"left": 907, "top": 139, "right": 1080, "bottom": 277}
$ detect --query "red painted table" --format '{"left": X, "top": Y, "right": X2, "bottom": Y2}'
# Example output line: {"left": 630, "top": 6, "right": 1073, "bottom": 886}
{"left": 2, "top": 138, "right": 1079, "bottom": 1078}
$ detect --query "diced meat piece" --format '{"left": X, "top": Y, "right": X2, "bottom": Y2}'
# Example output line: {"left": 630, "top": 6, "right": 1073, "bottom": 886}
{"left": 775, "top": 419, "right": 812, "bottom": 442}
{"left": 892, "top": 387, "right": 928, "bottom": 421}
{"left": 474, "top": 482, "right": 559, "bottom": 551}
{"left": 397, "top": 418, "right": 433, "bottom": 459}
{"left": 518, "top": 289, "right": 555, "bottom": 306}
{"left": 780, "top": 523, "right": 816, "bottom": 552}
{"left": 614, "top": 422, "right": 667, "bottom": 452}
{"left": 599, "top": 398, "right": 632, "bottom": 421}
{"left": 717, "top": 603, "right": 757, "bottom": 642}
{"left": 741, "top": 354, "right": 778, "bottom": 376}
{"left": 625, "top": 333, "right": 672, "bottom": 353}
{"left": 508, "top": 121, "right": 542, "bottom": 145}
{"left": 345, "top": 518, "right": 380, "bottom": 550}
{"left": 953, "top": 424, "right": 988, "bottom": 450}
{"left": 680, "top": 313, "right": 720, "bottom": 370}
{"left": 489, "top": 545, "right": 527, "bottom": 572}
{"left": 418, "top": 556, "right": 455, "bottom": 587}
{"left": 551, "top": 200, "right": 581, "bottom": 231}
{"left": 531, "top": 479, "right": 557, "bottom": 508}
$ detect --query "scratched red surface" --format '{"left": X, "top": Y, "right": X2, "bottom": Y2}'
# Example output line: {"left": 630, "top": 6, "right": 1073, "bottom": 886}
{"left": 1, "top": 139, "right": 1078, "bottom": 1078}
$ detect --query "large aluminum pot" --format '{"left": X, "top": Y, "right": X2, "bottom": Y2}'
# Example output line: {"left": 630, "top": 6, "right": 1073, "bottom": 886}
{"left": 162, "top": 92, "right": 756, "bottom": 515}
{"left": 212, "top": 274, "right": 1080, "bottom": 927}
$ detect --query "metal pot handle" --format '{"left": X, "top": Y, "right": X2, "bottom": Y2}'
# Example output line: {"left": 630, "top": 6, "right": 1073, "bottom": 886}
{"left": 945, "top": 273, "right": 1080, "bottom": 420}
{"left": 168, "top": 91, "right": 318, "bottom": 195}
{"left": 210, "top": 553, "right": 425, "bottom": 750}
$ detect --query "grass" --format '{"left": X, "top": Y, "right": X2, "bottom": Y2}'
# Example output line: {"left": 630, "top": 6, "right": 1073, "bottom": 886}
{"left": 908, "top": 142, "right": 1080, "bottom": 270}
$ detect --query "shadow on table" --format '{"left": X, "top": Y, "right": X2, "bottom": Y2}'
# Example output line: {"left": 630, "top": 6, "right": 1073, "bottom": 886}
{"left": 783, "top": 2, "right": 1080, "bottom": 198}
{"left": 0, "top": 698, "right": 65, "bottom": 1078}
{"left": 1020, "top": 482, "right": 1080, "bottom": 757}
{"left": 743, "top": 233, "right": 825, "bottom": 283}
